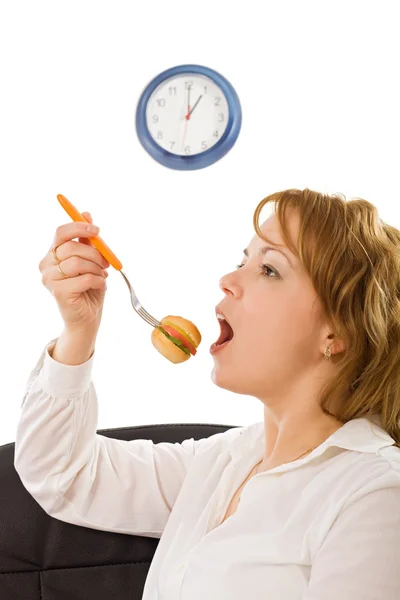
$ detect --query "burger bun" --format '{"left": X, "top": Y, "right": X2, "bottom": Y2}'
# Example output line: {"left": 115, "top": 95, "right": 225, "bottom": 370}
{"left": 151, "top": 315, "right": 201, "bottom": 364}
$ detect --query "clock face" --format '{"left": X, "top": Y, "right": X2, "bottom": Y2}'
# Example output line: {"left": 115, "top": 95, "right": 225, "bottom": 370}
{"left": 145, "top": 74, "right": 230, "bottom": 157}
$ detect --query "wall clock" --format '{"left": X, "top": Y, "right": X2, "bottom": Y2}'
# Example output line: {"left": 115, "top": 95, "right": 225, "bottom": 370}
{"left": 136, "top": 64, "right": 242, "bottom": 170}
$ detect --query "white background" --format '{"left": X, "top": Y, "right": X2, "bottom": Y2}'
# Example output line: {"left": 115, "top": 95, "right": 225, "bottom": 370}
{"left": 1, "top": 0, "right": 399, "bottom": 445}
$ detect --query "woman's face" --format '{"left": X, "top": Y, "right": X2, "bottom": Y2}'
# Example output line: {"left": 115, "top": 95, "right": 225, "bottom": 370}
{"left": 211, "top": 211, "right": 327, "bottom": 401}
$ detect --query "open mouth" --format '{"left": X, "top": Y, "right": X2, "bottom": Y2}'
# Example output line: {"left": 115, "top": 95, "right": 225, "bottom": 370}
{"left": 214, "top": 315, "right": 235, "bottom": 347}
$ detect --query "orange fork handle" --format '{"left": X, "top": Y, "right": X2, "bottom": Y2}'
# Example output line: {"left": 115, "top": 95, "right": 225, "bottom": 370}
{"left": 57, "top": 194, "right": 123, "bottom": 271}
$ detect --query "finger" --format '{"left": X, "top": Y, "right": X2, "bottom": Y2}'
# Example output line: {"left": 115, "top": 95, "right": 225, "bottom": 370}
{"left": 51, "top": 256, "right": 108, "bottom": 281}
{"left": 78, "top": 213, "right": 109, "bottom": 267}
{"left": 56, "top": 239, "right": 110, "bottom": 268}
{"left": 52, "top": 221, "right": 100, "bottom": 251}
{"left": 41, "top": 239, "right": 109, "bottom": 275}
{"left": 79, "top": 212, "right": 93, "bottom": 246}
{"left": 51, "top": 272, "right": 107, "bottom": 297}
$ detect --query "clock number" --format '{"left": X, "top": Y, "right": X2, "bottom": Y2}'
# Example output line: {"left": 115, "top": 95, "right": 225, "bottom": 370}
{"left": 204, "top": 86, "right": 208, "bottom": 94}
{"left": 218, "top": 113, "right": 224, "bottom": 122}
{"left": 169, "top": 87, "right": 177, "bottom": 96}
{"left": 213, "top": 130, "right": 219, "bottom": 138}
{"left": 152, "top": 115, "right": 159, "bottom": 123}
{"left": 201, "top": 141, "right": 208, "bottom": 150}
{"left": 214, "top": 97, "right": 221, "bottom": 106}
{"left": 157, "top": 131, "right": 163, "bottom": 139}
{"left": 157, "top": 98, "right": 165, "bottom": 107}
{"left": 170, "top": 141, "right": 175, "bottom": 150}
{"left": 185, "top": 80, "right": 194, "bottom": 90}
{"left": 184, "top": 145, "right": 191, "bottom": 155}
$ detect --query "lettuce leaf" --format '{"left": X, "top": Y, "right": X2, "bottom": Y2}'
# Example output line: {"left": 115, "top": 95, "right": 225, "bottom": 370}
{"left": 157, "top": 326, "right": 191, "bottom": 355}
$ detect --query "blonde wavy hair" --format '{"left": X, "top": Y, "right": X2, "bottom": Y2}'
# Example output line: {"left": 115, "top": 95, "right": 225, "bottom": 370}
{"left": 252, "top": 188, "right": 400, "bottom": 447}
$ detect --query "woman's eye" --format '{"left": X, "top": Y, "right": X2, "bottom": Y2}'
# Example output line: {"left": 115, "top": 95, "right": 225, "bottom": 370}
{"left": 235, "top": 263, "right": 279, "bottom": 278}
{"left": 262, "top": 265, "right": 279, "bottom": 278}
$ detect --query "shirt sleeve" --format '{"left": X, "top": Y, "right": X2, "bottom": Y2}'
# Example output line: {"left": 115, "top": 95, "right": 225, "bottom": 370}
{"left": 14, "top": 338, "right": 241, "bottom": 538}
{"left": 302, "top": 470, "right": 400, "bottom": 600}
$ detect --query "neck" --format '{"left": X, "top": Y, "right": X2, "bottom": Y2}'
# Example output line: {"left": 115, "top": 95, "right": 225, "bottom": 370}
{"left": 260, "top": 405, "right": 343, "bottom": 469}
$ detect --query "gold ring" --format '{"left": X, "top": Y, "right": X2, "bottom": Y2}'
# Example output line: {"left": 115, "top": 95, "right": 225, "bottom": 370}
{"left": 57, "top": 263, "right": 69, "bottom": 278}
{"left": 52, "top": 246, "right": 61, "bottom": 264}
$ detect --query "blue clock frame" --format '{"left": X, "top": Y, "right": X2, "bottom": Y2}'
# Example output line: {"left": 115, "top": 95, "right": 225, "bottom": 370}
{"left": 135, "top": 64, "right": 242, "bottom": 171}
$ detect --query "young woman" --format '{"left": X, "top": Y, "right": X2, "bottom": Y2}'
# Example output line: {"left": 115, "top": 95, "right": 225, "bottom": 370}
{"left": 15, "top": 188, "right": 400, "bottom": 599}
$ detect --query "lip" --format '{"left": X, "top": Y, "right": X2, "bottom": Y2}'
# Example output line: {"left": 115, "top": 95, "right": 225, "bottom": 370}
{"left": 210, "top": 339, "right": 232, "bottom": 354}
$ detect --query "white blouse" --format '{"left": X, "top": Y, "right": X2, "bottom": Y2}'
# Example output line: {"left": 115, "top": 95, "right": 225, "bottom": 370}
{"left": 14, "top": 337, "right": 400, "bottom": 600}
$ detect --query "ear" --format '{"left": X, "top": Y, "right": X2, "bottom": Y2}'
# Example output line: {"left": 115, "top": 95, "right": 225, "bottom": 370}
{"left": 325, "top": 332, "right": 346, "bottom": 356}
{"left": 330, "top": 336, "right": 346, "bottom": 356}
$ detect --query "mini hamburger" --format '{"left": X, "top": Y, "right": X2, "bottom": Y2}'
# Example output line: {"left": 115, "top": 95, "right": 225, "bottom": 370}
{"left": 151, "top": 315, "right": 202, "bottom": 363}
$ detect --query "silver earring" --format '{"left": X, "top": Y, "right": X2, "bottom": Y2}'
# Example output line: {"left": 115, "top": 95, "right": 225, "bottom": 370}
{"left": 324, "top": 345, "right": 332, "bottom": 360}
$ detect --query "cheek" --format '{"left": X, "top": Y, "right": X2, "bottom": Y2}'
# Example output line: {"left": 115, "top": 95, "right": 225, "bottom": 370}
{"left": 243, "top": 300, "right": 307, "bottom": 349}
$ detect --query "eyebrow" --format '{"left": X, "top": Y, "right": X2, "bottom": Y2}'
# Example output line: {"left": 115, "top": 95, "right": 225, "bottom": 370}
{"left": 243, "top": 246, "right": 294, "bottom": 269}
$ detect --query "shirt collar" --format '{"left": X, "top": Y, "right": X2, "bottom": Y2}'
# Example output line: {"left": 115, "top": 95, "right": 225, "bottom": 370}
{"left": 230, "top": 417, "right": 396, "bottom": 466}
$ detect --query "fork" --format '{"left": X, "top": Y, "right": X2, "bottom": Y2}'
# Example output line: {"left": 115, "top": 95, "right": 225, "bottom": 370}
{"left": 57, "top": 194, "right": 161, "bottom": 329}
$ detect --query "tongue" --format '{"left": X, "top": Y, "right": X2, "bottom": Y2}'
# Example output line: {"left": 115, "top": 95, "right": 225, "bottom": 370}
{"left": 216, "top": 321, "right": 234, "bottom": 346}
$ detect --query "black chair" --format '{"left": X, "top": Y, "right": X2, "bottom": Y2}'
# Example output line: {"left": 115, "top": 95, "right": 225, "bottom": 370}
{"left": 0, "top": 422, "right": 235, "bottom": 599}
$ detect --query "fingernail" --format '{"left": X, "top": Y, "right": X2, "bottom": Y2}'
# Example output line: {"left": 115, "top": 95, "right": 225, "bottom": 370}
{"left": 87, "top": 225, "right": 99, "bottom": 233}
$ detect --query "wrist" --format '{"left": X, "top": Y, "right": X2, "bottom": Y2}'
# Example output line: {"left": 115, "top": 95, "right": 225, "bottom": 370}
{"left": 51, "top": 327, "right": 98, "bottom": 365}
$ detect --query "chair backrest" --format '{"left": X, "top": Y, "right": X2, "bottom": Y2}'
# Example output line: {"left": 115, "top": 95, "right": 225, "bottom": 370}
{"left": 0, "top": 422, "right": 233, "bottom": 600}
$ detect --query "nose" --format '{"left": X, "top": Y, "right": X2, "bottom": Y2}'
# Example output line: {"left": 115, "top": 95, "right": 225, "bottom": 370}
{"left": 218, "top": 270, "right": 241, "bottom": 297}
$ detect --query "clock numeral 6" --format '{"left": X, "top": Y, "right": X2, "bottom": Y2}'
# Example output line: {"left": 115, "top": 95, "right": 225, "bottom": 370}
{"left": 184, "top": 145, "right": 191, "bottom": 155}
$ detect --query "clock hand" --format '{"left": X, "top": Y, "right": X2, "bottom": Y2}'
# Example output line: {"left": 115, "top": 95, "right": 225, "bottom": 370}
{"left": 181, "top": 116, "right": 189, "bottom": 152}
{"left": 186, "top": 94, "right": 203, "bottom": 120}
{"left": 187, "top": 87, "right": 191, "bottom": 119}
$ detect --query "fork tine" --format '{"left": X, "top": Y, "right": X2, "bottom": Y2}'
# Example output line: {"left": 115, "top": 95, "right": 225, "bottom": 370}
{"left": 139, "top": 312, "right": 157, "bottom": 327}
{"left": 134, "top": 307, "right": 155, "bottom": 327}
{"left": 134, "top": 303, "right": 157, "bottom": 324}
{"left": 119, "top": 269, "right": 160, "bottom": 327}
{"left": 139, "top": 309, "right": 159, "bottom": 327}
{"left": 140, "top": 307, "right": 159, "bottom": 325}
{"left": 134, "top": 304, "right": 156, "bottom": 325}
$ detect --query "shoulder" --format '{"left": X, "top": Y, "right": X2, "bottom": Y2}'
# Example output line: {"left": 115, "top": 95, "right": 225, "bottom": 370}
{"left": 317, "top": 446, "right": 400, "bottom": 513}
{"left": 345, "top": 448, "right": 400, "bottom": 502}
{"left": 194, "top": 423, "right": 248, "bottom": 455}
